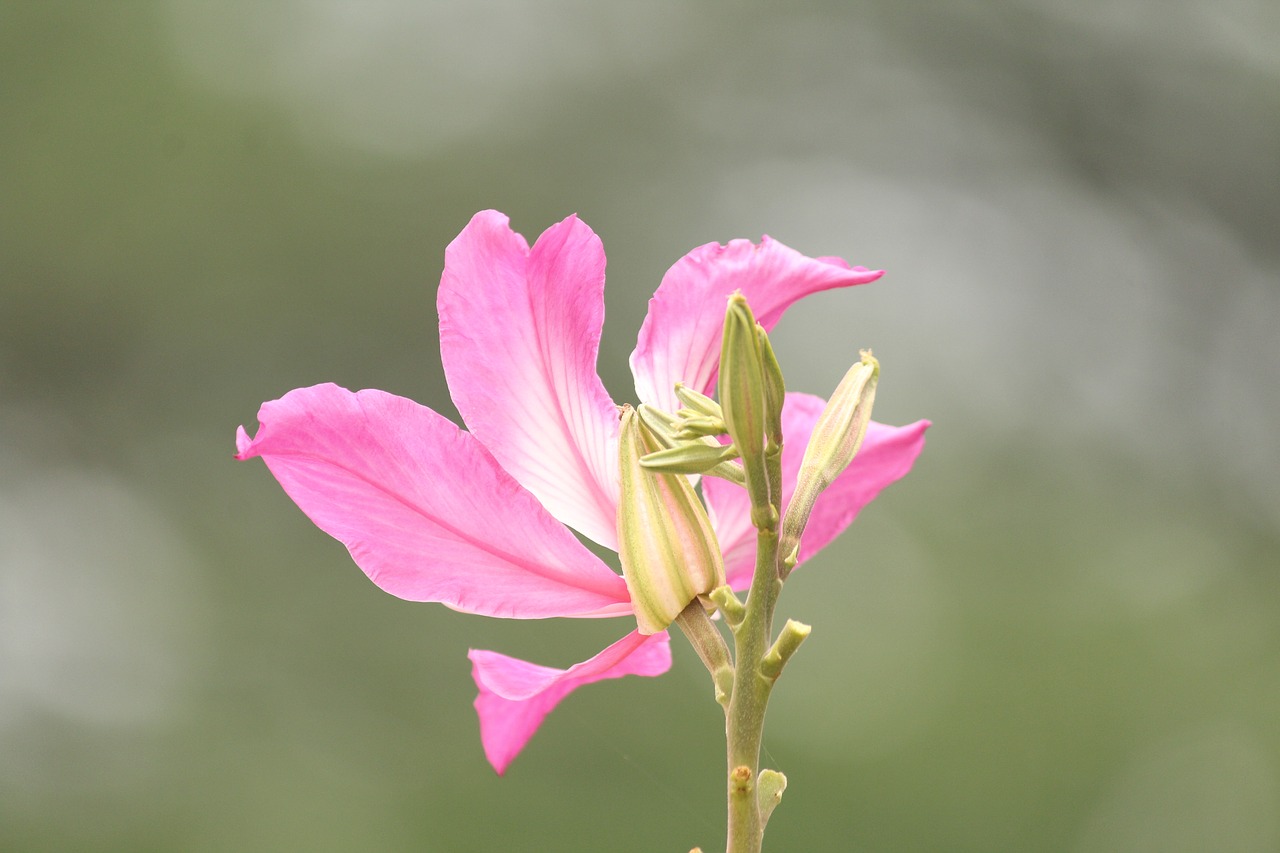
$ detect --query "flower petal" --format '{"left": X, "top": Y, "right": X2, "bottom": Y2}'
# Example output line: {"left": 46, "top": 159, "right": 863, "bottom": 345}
{"left": 630, "top": 237, "right": 883, "bottom": 414}
{"left": 236, "top": 383, "right": 631, "bottom": 618}
{"left": 704, "top": 392, "right": 929, "bottom": 589}
{"left": 469, "top": 630, "right": 672, "bottom": 774}
{"left": 440, "top": 210, "right": 621, "bottom": 549}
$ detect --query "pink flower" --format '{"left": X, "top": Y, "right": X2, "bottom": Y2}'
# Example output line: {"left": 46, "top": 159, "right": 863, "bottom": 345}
{"left": 236, "top": 211, "right": 929, "bottom": 774}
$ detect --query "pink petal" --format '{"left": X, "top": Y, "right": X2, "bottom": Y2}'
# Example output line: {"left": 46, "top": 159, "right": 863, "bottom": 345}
{"left": 236, "top": 383, "right": 631, "bottom": 619}
{"left": 440, "top": 211, "right": 621, "bottom": 549}
{"left": 469, "top": 630, "right": 672, "bottom": 774}
{"left": 704, "top": 392, "right": 929, "bottom": 589}
{"left": 630, "top": 237, "right": 883, "bottom": 414}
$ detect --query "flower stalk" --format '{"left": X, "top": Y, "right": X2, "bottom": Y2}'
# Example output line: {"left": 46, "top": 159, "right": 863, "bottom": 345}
{"left": 669, "top": 293, "right": 814, "bottom": 853}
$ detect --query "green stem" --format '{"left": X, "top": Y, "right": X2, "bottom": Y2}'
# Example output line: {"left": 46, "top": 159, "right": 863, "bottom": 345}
{"left": 724, "top": 531, "right": 780, "bottom": 852}
{"left": 674, "top": 600, "right": 734, "bottom": 707}
{"left": 724, "top": 438, "right": 785, "bottom": 853}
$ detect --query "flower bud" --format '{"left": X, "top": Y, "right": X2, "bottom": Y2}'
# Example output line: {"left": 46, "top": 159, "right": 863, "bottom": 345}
{"left": 618, "top": 407, "right": 726, "bottom": 634}
{"left": 780, "top": 350, "right": 880, "bottom": 567}
{"left": 674, "top": 415, "right": 728, "bottom": 439}
{"left": 756, "top": 322, "right": 785, "bottom": 447}
{"left": 673, "top": 382, "right": 723, "bottom": 420}
{"left": 640, "top": 441, "right": 739, "bottom": 475}
{"left": 637, "top": 403, "right": 746, "bottom": 486}
{"left": 719, "top": 294, "right": 771, "bottom": 520}
{"left": 635, "top": 402, "right": 683, "bottom": 447}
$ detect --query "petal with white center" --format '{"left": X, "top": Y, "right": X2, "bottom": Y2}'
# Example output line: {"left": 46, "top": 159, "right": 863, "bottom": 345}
{"left": 440, "top": 210, "right": 621, "bottom": 549}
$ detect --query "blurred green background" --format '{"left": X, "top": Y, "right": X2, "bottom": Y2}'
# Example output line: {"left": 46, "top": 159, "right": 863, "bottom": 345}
{"left": 3, "top": 1, "right": 1278, "bottom": 850}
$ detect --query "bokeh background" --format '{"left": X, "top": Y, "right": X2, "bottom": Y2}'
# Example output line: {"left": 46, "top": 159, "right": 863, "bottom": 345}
{"left": 3, "top": 1, "right": 1278, "bottom": 850}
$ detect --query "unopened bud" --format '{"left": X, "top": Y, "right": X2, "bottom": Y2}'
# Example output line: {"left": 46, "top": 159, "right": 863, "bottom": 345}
{"left": 618, "top": 407, "right": 726, "bottom": 634}
{"left": 641, "top": 441, "right": 739, "bottom": 475}
{"left": 756, "top": 323, "right": 785, "bottom": 447}
{"left": 674, "top": 382, "right": 723, "bottom": 420}
{"left": 635, "top": 403, "right": 682, "bottom": 447}
{"left": 780, "top": 350, "right": 880, "bottom": 568}
{"left": 719, "top": 294, "right": 771, "bottom": 518}
{"left": 637, "top": 403, "right": 746, "bottom": 486}
{"left": 675, "top": 415, "right": 728, "bottom": 439}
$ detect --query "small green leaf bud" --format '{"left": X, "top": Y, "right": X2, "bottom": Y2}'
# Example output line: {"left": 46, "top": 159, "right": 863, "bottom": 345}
{"left": 757, "top": 769, "right": 788, "bottom": 827}
{"left": 708, "top": 584, "right": 746, "bottom": 629}
{"left": 760, "top": 619, "right": 812, "bottom": 679}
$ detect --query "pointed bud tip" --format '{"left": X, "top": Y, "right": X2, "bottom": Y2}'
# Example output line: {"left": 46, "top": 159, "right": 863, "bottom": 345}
{"left": 618, "top": 408, "right": 726, "bottom": 634}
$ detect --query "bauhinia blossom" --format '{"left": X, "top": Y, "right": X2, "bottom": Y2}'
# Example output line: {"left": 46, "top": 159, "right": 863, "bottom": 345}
{"left": 236, "top": 210, "right": 929, "bottom": 774}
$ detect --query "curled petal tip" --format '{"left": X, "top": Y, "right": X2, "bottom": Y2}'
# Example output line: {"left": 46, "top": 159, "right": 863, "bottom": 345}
{"left": 234, "top": 424, "right": 255, "bottom": 459}
{"left": 469, "top": 632, "right": 672, "bottom": 774}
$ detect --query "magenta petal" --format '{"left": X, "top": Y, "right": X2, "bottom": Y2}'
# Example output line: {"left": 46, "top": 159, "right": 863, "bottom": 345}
{"left": 630, "top": 237, "right": 883, "bottom": 414}
{"left": 469, "top": 630, "right": 672, "bottom": 774}
{"left": 705, "top": 392, "right": 929, "bottom": 589}
{"left": 236, "top": 383, "right": 631, "bottom": 619}
{"left": 440, "top": 211, "right": 621, "bottom": 550}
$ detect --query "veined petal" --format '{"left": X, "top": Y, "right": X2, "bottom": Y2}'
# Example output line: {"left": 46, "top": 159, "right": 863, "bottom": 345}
{"left": 469, "top": 630, "right": 672, "bottom": 774}
{"left": 440, "top": 210, "right": 621, "bottom": 549}
{"left": 236, "top": 383, "right": 631, "bottom": 618}
{"left": 630, "top": 237, "right": 882, "bottom": 414}
{"left": 704, "top": 392, "right": 929, "bottom": 589}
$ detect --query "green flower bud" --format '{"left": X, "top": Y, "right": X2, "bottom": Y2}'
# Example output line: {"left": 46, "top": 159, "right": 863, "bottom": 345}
{"left": 673, "top": 382, "right": 724, "bottom": 420}
{"left": 640, "top": 440, "right": 739, "bottom": 475}
{"left": 637, "top": 403, "right": 746, "bottom": 486}
{"left": 719, "top": 294, "right": 772, "bottom": 523}
{"left": 756, "top": 322, "right": 785, "bottom": 447}
{"left": 780, "top": 350, "right": 880, "bottom": 569}
{"left": 675, "top": 415, "right": 728, "bottom": 439}
{"left": 618, "top": 407, "right": 726, "bottom": 634}
{"left": 635, "top": 402, "right": 683, "bottom": 448}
